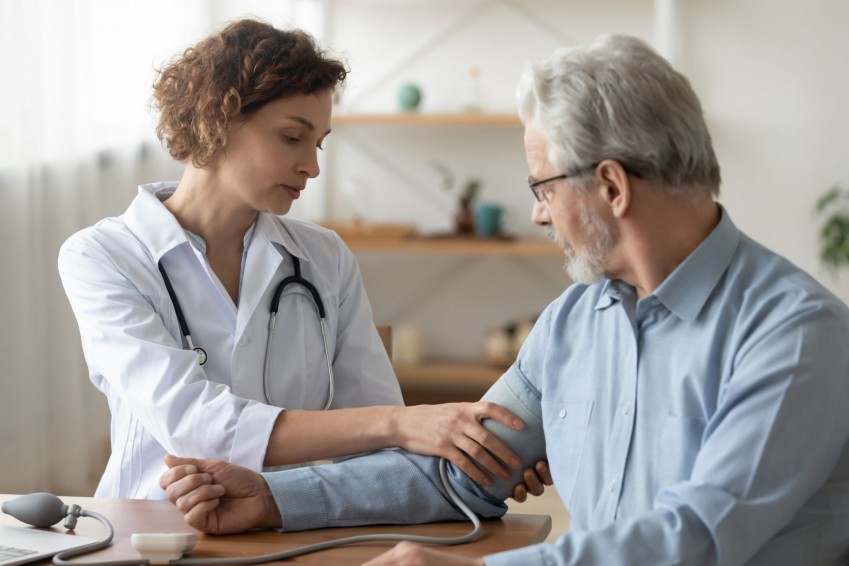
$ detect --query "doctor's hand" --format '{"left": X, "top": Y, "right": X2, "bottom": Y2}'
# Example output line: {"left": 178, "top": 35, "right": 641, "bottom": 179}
{"left": 362, "top": 541, "right": 484, "bottom": 566}
{"left": 391, "top": 402, "right": 526, "bottom": 489}
{"left": 160, "top": 455, "right": 281, "bottom": 535}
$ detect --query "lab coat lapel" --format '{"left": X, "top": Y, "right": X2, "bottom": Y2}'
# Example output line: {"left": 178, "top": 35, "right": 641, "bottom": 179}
{"left": 235, "top": 214, "right": 307, "bottom": 338}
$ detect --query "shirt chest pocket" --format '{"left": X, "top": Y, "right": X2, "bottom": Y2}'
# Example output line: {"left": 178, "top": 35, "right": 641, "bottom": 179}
{"left": 266, "top": 287, "right": 338, "bottom": 409}
{"left": 542, "top": 399, "right": 594, "bottom": 509}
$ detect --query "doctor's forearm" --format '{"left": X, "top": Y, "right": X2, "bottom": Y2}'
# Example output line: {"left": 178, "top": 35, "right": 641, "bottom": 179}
{"left": 263, "top": 406, "right": 401, "bottom": 467}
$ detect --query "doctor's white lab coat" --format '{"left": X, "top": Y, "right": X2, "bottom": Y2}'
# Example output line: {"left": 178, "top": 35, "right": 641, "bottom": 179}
{"left": 58, "top": 182, "right": 403, "bottom": 499}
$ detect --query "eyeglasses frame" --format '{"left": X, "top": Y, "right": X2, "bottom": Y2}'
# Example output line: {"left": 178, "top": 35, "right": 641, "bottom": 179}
{"left": 528, "top": 161, "right": 642, "bottom": 202}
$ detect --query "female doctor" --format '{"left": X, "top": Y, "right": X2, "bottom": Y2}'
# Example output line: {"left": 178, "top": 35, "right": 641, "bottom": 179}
{"left": 58, "top": 19, "right": 547, "bottom": 500}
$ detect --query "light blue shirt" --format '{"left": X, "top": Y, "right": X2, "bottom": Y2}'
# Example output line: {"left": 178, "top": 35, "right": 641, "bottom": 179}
{"left": 264, "top": 208, "right": 849, "bottom": 565}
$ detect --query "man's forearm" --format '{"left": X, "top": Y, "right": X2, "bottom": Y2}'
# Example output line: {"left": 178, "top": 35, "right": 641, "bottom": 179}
{"left": 262, "top": 449, "right": 507, "bottom": 531}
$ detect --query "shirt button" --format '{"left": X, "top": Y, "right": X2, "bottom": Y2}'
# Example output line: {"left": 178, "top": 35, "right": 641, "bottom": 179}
{"left": 651, "top": 298, "right": 660, "bottom": 306}
{"left": 622, "top": 403, "right": 631, "bottom": 416}
{"left": 558, "top": 409, "right": 567, "bottom": 419}
{"left": 607, "top": 480, "right": 616, "bottom": 493}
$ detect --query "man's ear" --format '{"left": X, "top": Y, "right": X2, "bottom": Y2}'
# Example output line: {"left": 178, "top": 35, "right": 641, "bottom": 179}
{"left": 595, "top": 159, "right": 631, "bottom": 218}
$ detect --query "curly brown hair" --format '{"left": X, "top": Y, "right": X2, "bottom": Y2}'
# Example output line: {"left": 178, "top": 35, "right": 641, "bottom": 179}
{"left": 151, "top": 19, "right": 347, "bottom": 167}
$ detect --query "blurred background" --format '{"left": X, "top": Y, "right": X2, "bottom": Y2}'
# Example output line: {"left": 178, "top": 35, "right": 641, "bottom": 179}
{"left": 0, "top": 1, "right": 847, "bottom": 528}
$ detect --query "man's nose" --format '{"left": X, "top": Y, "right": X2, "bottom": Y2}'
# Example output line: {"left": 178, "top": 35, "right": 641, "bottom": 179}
{"left": 531, "top": 198, "right": 550, "bottom": 226}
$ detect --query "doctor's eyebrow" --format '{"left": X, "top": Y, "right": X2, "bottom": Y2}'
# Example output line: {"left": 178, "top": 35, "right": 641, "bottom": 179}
{"left": 285, "top": 116, "right": 331, "bottom": 136}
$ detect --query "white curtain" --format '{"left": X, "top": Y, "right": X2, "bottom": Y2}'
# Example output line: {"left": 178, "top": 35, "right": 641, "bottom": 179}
{"left": 0, "top": 0, "right": 321, "bottom": 495}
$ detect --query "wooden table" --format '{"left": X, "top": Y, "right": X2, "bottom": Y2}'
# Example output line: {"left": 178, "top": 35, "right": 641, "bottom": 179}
{"left": 1, "top": 495, "right": 550, "bottom": 564}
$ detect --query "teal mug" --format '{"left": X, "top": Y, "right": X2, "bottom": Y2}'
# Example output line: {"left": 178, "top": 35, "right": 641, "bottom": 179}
{"left": 474, "top": 203, "right": 504, "bottom": 237}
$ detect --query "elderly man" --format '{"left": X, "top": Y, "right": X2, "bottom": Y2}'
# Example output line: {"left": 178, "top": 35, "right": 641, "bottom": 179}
{"left": 161, "top": 35, "right": 849, "bottom": 565}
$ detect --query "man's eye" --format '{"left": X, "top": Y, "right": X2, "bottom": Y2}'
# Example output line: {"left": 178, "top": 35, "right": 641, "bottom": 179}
{"left": 283, "top": 135, "right": 300, "bottom": 144}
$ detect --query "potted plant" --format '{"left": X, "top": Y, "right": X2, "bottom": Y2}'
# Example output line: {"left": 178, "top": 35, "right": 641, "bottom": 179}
{"left": 815, "top": 186, "right": 849, "bottom": 270}
{"left": 431, "top": 161, "right": 481, "bottom": 235}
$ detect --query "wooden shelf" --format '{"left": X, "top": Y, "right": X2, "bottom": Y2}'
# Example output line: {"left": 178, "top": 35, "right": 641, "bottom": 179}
{"left": 333, "top": 113, "right": 521, "bottom": 127}
{"left": 394, "top": 360, "right": 509, "bottom": 404}
{"left": 395, "top": 361, "right": 508, "bottom": 389}
{"left": 341, "top": 235, "right": 563, "bottom": 257}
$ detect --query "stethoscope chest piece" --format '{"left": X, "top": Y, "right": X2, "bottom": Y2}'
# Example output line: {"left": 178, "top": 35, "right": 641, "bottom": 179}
{"left": 194, "top": 347, "right": 208, "bottom": 366}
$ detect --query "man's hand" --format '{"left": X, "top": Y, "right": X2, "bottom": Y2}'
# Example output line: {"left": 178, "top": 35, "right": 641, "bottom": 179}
{"left": 511, "top": 460, "right": 553, "bottom": 502}
{"left": 160, "top": 455, "right": 281, "bottom": 534}
{"left": 362, "top": 541, "right": 485, "bottom": 566}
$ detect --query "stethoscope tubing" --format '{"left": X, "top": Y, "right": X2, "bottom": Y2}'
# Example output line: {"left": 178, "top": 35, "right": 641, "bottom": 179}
{"left": 159, "top": 255, "right": 334, "bottom": 409}
{"left": 158, "top": 261, "right": 208, "bottom": 366}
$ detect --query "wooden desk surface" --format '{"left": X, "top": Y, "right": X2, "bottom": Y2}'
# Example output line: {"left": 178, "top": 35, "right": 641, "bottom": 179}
{"left": 1, "top": 495, "right": 550, "bottom": 564}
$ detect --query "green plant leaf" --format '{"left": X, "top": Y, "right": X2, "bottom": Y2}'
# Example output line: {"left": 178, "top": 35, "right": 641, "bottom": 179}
{"left": 815, "top": 186, "right": 842, "bottom": 212}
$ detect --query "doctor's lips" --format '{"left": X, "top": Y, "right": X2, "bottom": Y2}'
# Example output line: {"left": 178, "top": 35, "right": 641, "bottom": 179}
{"left": 280, "top": 184, "right": 304, "bottom": 198}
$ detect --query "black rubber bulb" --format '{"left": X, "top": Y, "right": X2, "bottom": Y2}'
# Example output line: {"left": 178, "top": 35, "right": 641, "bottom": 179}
{"left": 1, "top": 493, "right": 68, "bottom": 527}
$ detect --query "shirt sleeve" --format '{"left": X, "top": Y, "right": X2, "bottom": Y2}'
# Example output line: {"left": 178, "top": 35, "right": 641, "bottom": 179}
{"left": 58, "top": 231, "right": 281, "bottom": 472}
{"left": 326, "top": 232, "right": 403, "bottom": 407}
{"left": 486, "top": 297, "right": 849, "bottom": 565}
{"left": 263, "top": 449, "right": 506, "bottom": 530}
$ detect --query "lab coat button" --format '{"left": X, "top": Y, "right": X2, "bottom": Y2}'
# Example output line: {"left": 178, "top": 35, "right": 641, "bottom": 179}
{"left": 558, "top": 409, "right": 567, "bottom": 419}
{"left": 237, "top": 336, "right": 249, "bottom": 347}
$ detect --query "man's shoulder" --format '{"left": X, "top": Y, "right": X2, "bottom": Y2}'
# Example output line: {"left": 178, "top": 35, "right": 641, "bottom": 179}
{"left": 723, "top": 233, "right": 849, "bottom": 330}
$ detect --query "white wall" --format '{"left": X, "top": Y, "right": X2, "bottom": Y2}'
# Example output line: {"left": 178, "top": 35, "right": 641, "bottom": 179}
{"left": 675, "top": 0, "right": 849, "bottom": 304}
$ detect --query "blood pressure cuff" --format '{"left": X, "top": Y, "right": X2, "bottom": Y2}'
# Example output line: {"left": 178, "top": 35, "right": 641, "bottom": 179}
{"left": 478, "top": 365, "right": 546, "bottom": 501}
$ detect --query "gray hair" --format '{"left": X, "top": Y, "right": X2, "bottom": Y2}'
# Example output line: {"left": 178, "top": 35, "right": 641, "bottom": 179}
{"left": 517, "top": 34, "right": 720, "bottom": 196}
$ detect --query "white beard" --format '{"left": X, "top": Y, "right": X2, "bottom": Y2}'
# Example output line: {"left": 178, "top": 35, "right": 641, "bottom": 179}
{"left": 545, "top": 206, "right": 615, "bottom": 285}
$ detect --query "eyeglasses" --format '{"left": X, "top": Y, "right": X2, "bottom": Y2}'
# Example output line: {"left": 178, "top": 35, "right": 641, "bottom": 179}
{"left": 528, "top": 163, "right": 599, "bottom": 202}
{"left": 528, "top": 162, "right": 642, "bottom": 202}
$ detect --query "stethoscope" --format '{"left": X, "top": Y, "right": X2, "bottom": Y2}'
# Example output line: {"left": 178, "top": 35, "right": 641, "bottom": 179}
{"left": 157, "top": 255, "right": 335, "bottom": 410}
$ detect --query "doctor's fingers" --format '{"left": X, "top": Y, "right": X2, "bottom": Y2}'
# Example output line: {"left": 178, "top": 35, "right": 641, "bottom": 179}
{"left": 471, "top": 401, "right": 525, "bottom": 432}
{"left": 446, "top": 444, "right": 501, "bottom": 487}
{"left": 461, "top": 423, "right": 522, "bottom": 477}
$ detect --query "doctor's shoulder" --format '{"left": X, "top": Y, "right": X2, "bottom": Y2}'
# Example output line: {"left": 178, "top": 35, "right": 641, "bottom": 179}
{"left": 58, "top": 216, "right": 162, "bottom": 288}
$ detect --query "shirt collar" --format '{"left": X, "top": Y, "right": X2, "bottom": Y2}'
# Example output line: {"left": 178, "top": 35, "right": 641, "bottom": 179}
{"left": 255, "top": 212, "right": 309, "bottom": 263}
{"left": 594, "top": 279, "right": 635, "bottom": 310}
{"left": 652, "top": 204, "right": 740, "bottom": 323}
{"left": 594, "top": 204, "right": 740, "bottom": 322}
{"left": 123, "top": 182, "right": 191, "bottom": 262}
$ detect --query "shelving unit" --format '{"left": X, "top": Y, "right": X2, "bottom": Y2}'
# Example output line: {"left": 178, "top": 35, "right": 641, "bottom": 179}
{"left": 329, "top": 110, "right": 559, "bottom": 405}
{"left": 394, "top": 361, "right": 508, "bottom": 405}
